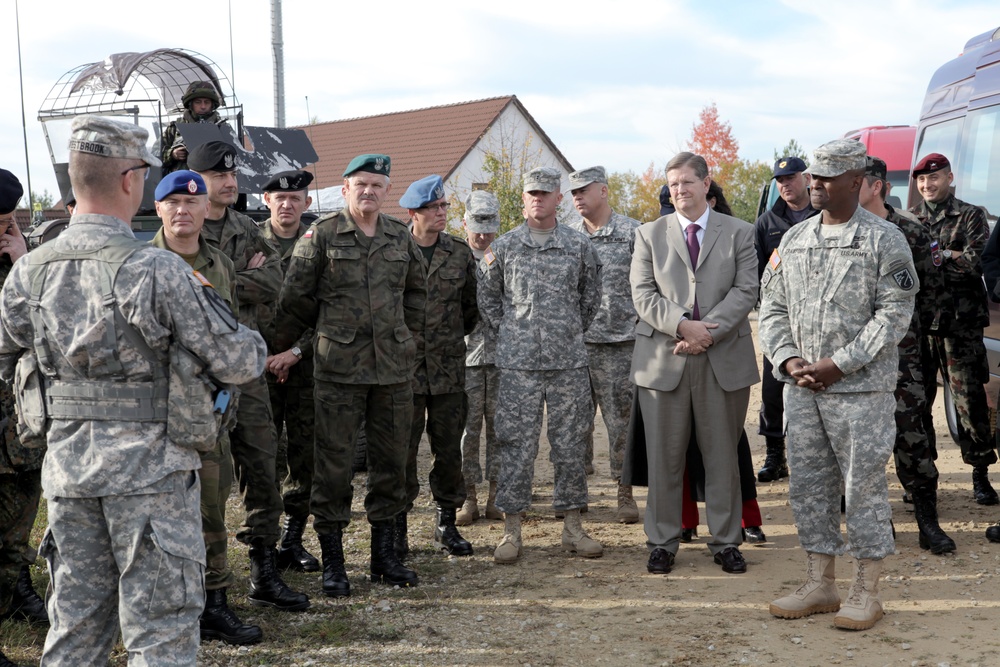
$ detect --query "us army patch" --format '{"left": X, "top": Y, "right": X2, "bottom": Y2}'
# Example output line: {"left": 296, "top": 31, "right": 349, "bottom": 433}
{"left": 484, "top": 246, "right": 496, "bottom": 266}
{"left": 892, "top": 268, "right": 915, "bottom": 290}
{"left": 761, "top": 266, "right": 774, "bottom": 288}
{"left": 768, "top": 249, "right": 781, "bottom": 270}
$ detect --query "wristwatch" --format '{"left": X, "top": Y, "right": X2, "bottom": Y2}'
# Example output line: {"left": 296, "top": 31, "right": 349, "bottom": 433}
{"left": 290, "top": 346, "right": 303, "bottom": 359}
{"left": 941, "top": 249, "right": 953, "bottom": 260}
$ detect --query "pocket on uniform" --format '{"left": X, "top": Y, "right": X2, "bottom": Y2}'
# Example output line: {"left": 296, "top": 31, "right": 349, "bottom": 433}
{"left": 147, "top": 511, "right": 206, "bottom": 618}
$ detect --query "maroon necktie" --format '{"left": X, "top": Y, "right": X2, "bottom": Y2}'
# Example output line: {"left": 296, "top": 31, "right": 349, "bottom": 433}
{"left": 686, "top": 223, "right": 701, "bottom": 320}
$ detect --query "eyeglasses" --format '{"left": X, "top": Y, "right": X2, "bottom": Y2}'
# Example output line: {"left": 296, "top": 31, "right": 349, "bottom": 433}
{"left": 420, "top": 202, "right": 450, "bottom": 212}
{"left": 121, "top": 164, "right": 151, "bottom": 180}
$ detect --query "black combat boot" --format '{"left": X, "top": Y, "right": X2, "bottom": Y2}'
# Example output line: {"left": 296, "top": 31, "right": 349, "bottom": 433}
{"left": 972, "top": 464, "right": 999, "bottom": 505}
{"left": 757, "top": 437, "right": 789, "bottom": 483}
{"left": 0, "top": 647, "right": 22, "bottom": 667}
{"left": 277, "top": 515, "right": 320, "bottom": 572}
{"left": 318, "top": 529, "right": 351, "bottom": 598}
{"left": 370, "top": 520, "right": 418, "bottom": 587}
{"left": 248, "top": 545, "right": 311, "bottom": 611}
{"left": 434, "top": 506, "right": 474, "bottom": 556}
{"left": 200, "top": 588, "right": 263, "bottom": 645}
{"left": 912, "top": 488, "right": 956, "bottom": 554}
{"left": 4, "top": 565, "right": 48, "bottom": 625}
{"left": 393, "top": 512, "right": 409, "bottom": 562}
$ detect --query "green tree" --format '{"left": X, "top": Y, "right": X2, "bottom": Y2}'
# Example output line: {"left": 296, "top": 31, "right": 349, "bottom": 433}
{"left": 30, "top": 189, "right": 54, "bottom": 210}
{"left": 607, "top": 163, "right": 668, "bottom": 223}
{"left": 716, "top": 159, "right": 772, "bottom": 223}
{"left": 773, "top": 139, "right": 809, "bottom": 164}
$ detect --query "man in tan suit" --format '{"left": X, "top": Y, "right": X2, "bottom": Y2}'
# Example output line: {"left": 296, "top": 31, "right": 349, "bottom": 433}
{"left": 630, "top": 152, "right": 759, "bottom": 575}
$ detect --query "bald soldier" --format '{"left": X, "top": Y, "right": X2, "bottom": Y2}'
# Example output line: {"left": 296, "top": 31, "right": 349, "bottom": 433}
{"left": 150, "top": 170, "right": 262, "bottom": 645}
{"left": 565, "top": 166, "right": 642, "bottom": 523}
{"left": 188, "top": 141, "right": 309, "bottom": 613}
{"left": 277, "top": 154, "right": 426, "bottom": 596}
{"left": 258, "top": 170, "right": 321, "bottom": 574}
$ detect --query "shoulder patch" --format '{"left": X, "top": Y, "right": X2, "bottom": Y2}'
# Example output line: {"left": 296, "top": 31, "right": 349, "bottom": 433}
{"left": 930, "top": 240, "right": 942, "bottom": 267}
{"left": 892, "top": 268, "right": 915, "bottom": 291}
{"left": 484, "top": 246, "right": 496, "bottom": 266}
{"left": 303, "top": 228, "right": 314, "bottom": 239}
{"left": 192, "top": 269, "right": 214, "bottom": 288}
{"left": 768, "top": 249, "right": 781, "bottom": 270}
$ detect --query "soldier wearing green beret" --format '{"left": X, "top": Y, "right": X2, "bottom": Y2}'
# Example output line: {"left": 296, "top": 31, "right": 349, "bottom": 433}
{"left": 277, "top": 154, "right": 427, "bottom": 596}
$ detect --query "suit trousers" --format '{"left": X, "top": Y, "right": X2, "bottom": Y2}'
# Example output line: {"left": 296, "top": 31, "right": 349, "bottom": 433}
{"left": 638, "top": 354, "right": 748, "bottom": 556}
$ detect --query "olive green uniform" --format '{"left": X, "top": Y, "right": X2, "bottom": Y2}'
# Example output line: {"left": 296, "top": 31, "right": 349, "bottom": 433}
{"left": 151, "top": 229, "right": 239, "bottom": 590}
{"left": 277, "top": 210, "right": 426, "bottom": 533}
{"left": 202, "top": 207, "right": 285, "bottom": 546}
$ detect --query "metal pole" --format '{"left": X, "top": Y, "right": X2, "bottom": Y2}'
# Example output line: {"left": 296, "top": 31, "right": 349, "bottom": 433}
{"left": 272, "top": 0, "right": 285, "bottom": 128}
{"left": 15, "top": 0, "right": 35, "bottom": 218}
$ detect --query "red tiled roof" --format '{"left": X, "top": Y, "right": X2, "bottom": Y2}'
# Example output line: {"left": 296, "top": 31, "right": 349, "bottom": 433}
{"left": 294, "top": 95, "right": 571, "bottom": 220}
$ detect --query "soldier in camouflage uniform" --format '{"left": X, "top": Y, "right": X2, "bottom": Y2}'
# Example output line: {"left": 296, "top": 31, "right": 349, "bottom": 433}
{"left": 565, "top": 166, "right": 642, "bottom": 524}
{"left": 277, "top": 154, "right": 426, "bottom": 596}
{"left": 258, "top": 170, "right": 320, "bottom": 574}
{"left": 397, "top": 175, "right": 478, "bottom": 558}
{"left": 0, "top": 116, "right": 267, "bottom": 666}
{"left": 908, "top": 153, "right": 999, "bottom": 506}
{"left": 859, "top": 157, "right": 955, "bottom": 554}
{"left": 0, "top": 170, "right": 47, "bottom": 667}
{"left": 478, "top": 166, "right": 603, "bottom": 564}
{"left": 456, "top": 191, "right": 502, "bottom": 526}
{"left": 151, "top": 170, "right": 263, "bottom": 645}
{"left": 189, "top": 142, "right": 310, "bottom": 613}
{"left": 760, "top": 140, "right": 916, "bottom": 631}
{"left": 160, "top": 80, "right": 227, "bottom": 175}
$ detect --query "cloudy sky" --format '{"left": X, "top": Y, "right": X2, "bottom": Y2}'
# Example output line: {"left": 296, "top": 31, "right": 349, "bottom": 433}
{"left": 2, "top": 0, "right": 997, "bottom": 201}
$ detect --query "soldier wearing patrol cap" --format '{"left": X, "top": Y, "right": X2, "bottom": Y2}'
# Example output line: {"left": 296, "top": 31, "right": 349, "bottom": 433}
{"left": 858, "top": 157, "right": 955, "bottom": 555}
{"left": 908, "top": 153, "right": 999, "bottom": 508}
{"left": 277, "top": 154, "right": 427, "bottom": 595}
{"left": 189, "top": 141, "right": 311, "bottom": 613}
{"left": 478, "top": 166, "right": 603, "bottom": 564}
{"left": 753, "top": 155, "right": 817, "bottom": 483}
{"left": 0, "top": 169, "right": 48, "bottom": 658}
{"left": 397, "top": 174, "right": 478, "bottom": 559}
{"left": 150, "top": 170, "right": 262, "bottom": 645}
{"left": 161, "top": 80, "right": 227, "bottom": 175}
{"left": 760, "top": 139, "right": 916, "bottom": 631}
{"left": 0, "top": 115, "right": 268, "bottom": 665}
{"left": 456, "top": 190, "right": 503, "bottom": 525}
{"left": 257, "top": 169, "right": 322, "bottom": 574}
{"left": 565, "top": 166, "right": 642, "bottom": 523}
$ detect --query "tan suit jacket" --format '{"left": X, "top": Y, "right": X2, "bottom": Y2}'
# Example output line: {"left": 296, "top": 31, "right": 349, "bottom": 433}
{"left": 630, "top": 210, "right": 759, "bottom": 391}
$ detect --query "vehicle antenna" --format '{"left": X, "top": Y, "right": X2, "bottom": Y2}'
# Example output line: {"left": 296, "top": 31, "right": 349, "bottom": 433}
{"left": 228, "top": 0, "right": 237, "bottom": 95}
{"left": 15, "top": 0, "right": 35, "bottom": 217}
{"left": 305, "top": 95, "right": 320, "bottom": 214}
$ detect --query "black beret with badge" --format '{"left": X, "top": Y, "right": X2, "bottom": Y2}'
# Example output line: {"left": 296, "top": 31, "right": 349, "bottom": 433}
{"left": 0, "top": 169, "right": 24, "bottom": 215}
{"left": 188, "top": 141, "right": 238, "bottom": 173}
{"left": 262, "top": 170, "right": 314, "bottom": 192}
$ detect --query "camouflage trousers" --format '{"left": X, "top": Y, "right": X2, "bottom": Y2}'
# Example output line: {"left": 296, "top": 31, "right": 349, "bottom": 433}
{"left": 269, "top": 377, "right": 315, "bottom": 519}
{"left": 460, "top": 365, "right": 500, "bottom": 485}
{"left": 495, "top": 367, "right": 591, "bottom": 514}
{"left": 39, "top": 470, "right": 205, "bottom": 667}
{"left": 926, "top": 330, "right": 997, "bottom": 466}
{"left": 893, "top": 330, "right": 939, "bottom": 492}
{"left": 406, "top": 392, "right": 468, "bottom": 511}
{"left": 200, "top": 432, "right": 235, "bottom": 591}
{"left": 785, "top": 387, "right": 895, "bottom": 560}
{"left": 312, "top": 380, "right": 412, "bottom": 533}
{"left": 231, "top": 374, "right": 283, "bottom": 546}
{"left": 0, "top": 468, "right": 42, "bottom": 614}
{"left": 583, "top": 341, "right": 634, "bottom": 480}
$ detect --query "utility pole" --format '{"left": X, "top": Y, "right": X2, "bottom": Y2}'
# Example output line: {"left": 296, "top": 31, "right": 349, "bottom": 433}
{"left": 271, "top": 0, "right": 285, "bottom": 128}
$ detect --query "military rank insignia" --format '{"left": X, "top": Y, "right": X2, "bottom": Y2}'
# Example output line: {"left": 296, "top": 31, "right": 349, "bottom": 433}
{"left": 930, "top": 240, "right": 943, "bottom": 267}
{"left": 484, "top": 246, "right": 496, "bottom": 265}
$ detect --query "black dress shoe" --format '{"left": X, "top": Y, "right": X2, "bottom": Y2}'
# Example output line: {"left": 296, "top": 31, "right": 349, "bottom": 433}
{"left": 680, "top": 528, "right": 697, "bottom": 543}
{"left": 743, "top": 526, "right": 767, "bottom": 544}
{"left": 646, "top": 548, "right": 675, "bottom": 574}
{"left": 986, "top": 524, "right": 1000, "bottom": 543}
{"left": 713, "top": 547, "right": 747, "bottom": 574}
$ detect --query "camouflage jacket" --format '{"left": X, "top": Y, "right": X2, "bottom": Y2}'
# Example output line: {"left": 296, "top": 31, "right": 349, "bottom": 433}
{"left": 909, "top": 193, "right": 989, "bottom": 331}
{"left": 565, "top": 211, "right": 640, "bottom": 343}
{"left": 477, "top": 222, "right": 601, "bottom": 371}
{"left": 411, "top": 232, "right": 478, "bottom": 395}
{"left": 0, "top": 215, "right": 266, "bottom": 498}
{"left": 201, "top": 207, "right": 282, "bottom": 333}
{"left": 0, "top": 247, "right": 42, "bottom": 474}
{"left": 259, "top": 220, "right": 314, "bottom": 387}
{"left": 759, "top": 207, "right": 916, "bottom": 393}
{"left": 160, "top": 109, "right": 224, "bottom": 173}
{"left": 884, "top": 204, "right": 945, "bottom": 338}
{"left": 277, "top": 210, "right": 426, "bottom": 385}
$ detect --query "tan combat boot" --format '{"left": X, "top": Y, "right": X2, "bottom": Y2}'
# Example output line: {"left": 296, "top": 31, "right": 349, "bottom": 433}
{"left": 455, "top": 485, "right": 479, "bottom": 526}
{"left": 616, "top": 483, "right": 639, "bottom": 524}
{"left": 493, "top": 512, "right": 522, "bottom": 564}
{"left": 485, "top": 481, "right": 502, "bottom": 520}
{"left": 561, "top": 508, "right": 603, "bottom": 558}
{"left": 834, "top": 558, "right": 884, "bottom": 630}
{"left": 770, "top": 552, "right": 841, "bottom": 619}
